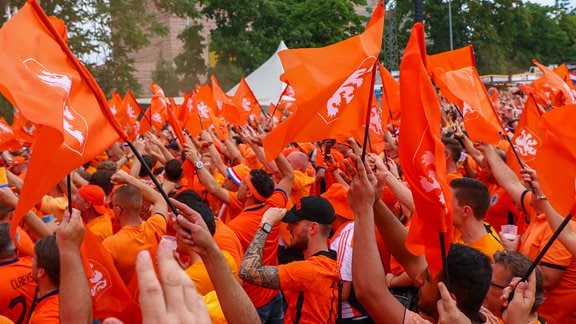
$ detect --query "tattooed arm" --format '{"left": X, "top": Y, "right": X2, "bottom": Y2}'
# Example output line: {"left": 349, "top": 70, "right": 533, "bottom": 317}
{"left": 239, "top": 207, "right": 287, "bottom": 289}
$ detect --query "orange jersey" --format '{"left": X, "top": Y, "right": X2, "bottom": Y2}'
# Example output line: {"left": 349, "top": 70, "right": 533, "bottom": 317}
{"left": 220, "top": 191, "right": 245, "bottom": 224}
{"left": 459, "top": 232, "right": 503, "bottom": 262}
{"left": 184, "top": 251, "right": 238, "bottom": 296}
{"left": 86, "top": 213, "right": 113, "bottom": 242}
{"left": 102, "top": 213, "right": 166, "bottom": 284}
{"left": 279, "top": 252, "right": 340, "bottom": 323}
{"left": 0, "top": 257, "right": 36, "bottom": 323}
{"left": 288, "top": 170, "right": 315, "bottom": 208}
{"left": 227, "top": 189, "right": 288, "bottom": 308}
{"left": 485, "top": 186, "right": 529, "bottom": 237}
{"left": 519, "top": 212, "right": 576, "bottom": 323}
{"left": 28, "top": 290, "right": 59, "bottom": 324}
{"left": 213, "top": 219, "right": 243, "bottom": 269}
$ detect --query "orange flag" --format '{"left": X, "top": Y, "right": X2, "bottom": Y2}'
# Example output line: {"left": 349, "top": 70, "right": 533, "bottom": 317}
{"left": 507, "top": 94, "right": 544, "bottom": 173}
{"left": 434, "top": 66, "right": 505, "bottom": 143}
{"left": 167, "top": 98, "right": 186, "bottom": 145}
{"left": 0, "top": 1, "right": 123, "bottom": 241}
{"left": 121, "top": 91, "right": 144, "bottom": 140}
{"left": 427, "top": 48, "right": 476, "bottom": 107}
{"left": 533, "top": 59, "right": 576, "bottom": 106}
{"left": 181, "top": 92, "right": 204, "bottom": 137}
{"left": 262, "top": 2, "right": 384, "bottom": 160}
{"left": 11, "top": 108, "right": 37, "bottom": 147}
{"left": 553, "top": 64, "right": 576, "bottom": 91}
{"left": 149, "top": 83, "right": 168, "bottom": 131}
{"left": 194, "top": 84, "right": 216, "bottom": 128}
{"left": 347, "top": 102, "right": 386, "bottom": 154}
{"left": 269, "top": 103, "right": 287, "bottom": 126}
{"left": 534, "top": 105, "right": 576, "bottom": 215}
{"left": 109, "top": 92, "right": 128, "bottom": 127}
{"left": 81, "top": 227, "right": 141, "bottom": 323}
{"left": 0, "top": 117, "right": 18, "bottom": 151}
{"left": 426, "top": 45, "right": 476, "bottom": 76}
{"left": 231, "top": 77, "right": 262, "bottom": 125}
{"left": 124, "top": 91, "right": 151, "bottom": 140}
{"left": 398, "top": 23, "right": 452, "bottom": 277}
{"left": 378, "top": 62, "right": 400, "bottom": 126}
{"left": 211, "top": 75, "right": 236, "bottom": 118}
{"left": 277, "top": 84, "right": 297, "bottom": 114}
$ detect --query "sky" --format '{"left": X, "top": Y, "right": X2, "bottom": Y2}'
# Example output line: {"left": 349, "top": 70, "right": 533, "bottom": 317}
{"left": 526, "top": 0, "right": 563, "bottom": 6}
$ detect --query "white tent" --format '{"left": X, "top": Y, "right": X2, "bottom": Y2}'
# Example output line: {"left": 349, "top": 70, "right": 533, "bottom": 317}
{"left": 227, "top": 41, "right": 288, "bottom": 106}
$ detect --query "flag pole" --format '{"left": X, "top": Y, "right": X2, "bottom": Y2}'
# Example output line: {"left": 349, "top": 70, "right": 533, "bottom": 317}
{"left": 125, "top": 141, "right": 179, "bottom": 216}
{"left": 67, "top": 174, "right": 73, "bottom": 215}
{"left": 267, "top": 84, "right": 290, "bottom": 126}
{"left": 503, "top": 212, "right": 573, "bottom": 311}
{"left": 361, "top": 61, "right": 379, "bottom": 162}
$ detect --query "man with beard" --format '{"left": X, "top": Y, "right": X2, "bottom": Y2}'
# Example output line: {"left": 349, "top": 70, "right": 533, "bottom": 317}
{"left": 240, "top": 196, "right": 340, "bottom": 323}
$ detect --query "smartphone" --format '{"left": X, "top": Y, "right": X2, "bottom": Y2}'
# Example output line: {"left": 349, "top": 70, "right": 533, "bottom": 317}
{"left": 42, "top": 214, "right": 55, "bottom": 224}
{"left": 324, "top": 140, "right": 333, "bottom": 160}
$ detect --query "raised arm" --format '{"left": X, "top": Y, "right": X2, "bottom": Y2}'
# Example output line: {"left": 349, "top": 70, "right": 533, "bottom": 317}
{"left": 478, "top": 143, "right": 528, "bottom": 204}
{"left": 522, "top": 167, "right": 576, "bottom": 257}
{"left": 0, "top": 188, "right": 53, "bottom": 238}
{"left": 57, "top": 209, "right": 92, "bottom": 324}
{"left": 200, "top": 130, "right": 228, "bottom": 176}
{"left": 273, "top": 153, "right": 294, "bottom": 195}
{"left": 349, "top": 155, "right": 406, "bottom": 323}
{"left": 111, "top": 170, "right": 168, "bottom": 218}
{"left": 172, "top": 198, "right": 260, "bottom": 324}
{"left": 183, "top": 141, "right": 231, "bottom": 205}
{"left": 238, "top": 208, "right": 285, "bottom": 289}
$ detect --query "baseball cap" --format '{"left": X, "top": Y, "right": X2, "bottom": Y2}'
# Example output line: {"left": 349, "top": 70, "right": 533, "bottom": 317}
{"left": 283, "top": 196, "right": 335, "bottom": 224}
{"left": 78, "top": 184, "right": 107, "bottom": 215}
{"left": 321, "top": 183, "right": 354, "bottom": 220}
{"left": 165, "top": 141, "right": 180, "bottom": 151}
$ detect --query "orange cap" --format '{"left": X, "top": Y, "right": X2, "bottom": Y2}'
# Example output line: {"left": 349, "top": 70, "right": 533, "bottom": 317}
{"left": 78, "top": 184, "right": 107, "bottom": 215}
{"left": 321, "top": 183, "right": 354, "bottom": 220}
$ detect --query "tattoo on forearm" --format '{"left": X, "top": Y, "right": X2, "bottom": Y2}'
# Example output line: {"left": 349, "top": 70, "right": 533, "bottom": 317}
{"left": 239, "top": 229, "right": 280, "bottom": 289}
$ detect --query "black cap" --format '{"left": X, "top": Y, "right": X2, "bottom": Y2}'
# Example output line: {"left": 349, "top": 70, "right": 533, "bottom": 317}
{"left": 165, "top": 141, "right": 180, "bottom": 151}
{"left": 283, "top": 196, "right": 335, "bottom": 224}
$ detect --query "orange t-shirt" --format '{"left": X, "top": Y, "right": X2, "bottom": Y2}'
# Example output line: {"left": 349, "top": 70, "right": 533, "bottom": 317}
{"left": 484, "top": 185, "right": 529, "bottom": 237}
{"left": 288, "top": 170, "right": 315, "bottom": 208}
{"left": 220, "top": 191, "right": 245, "bottom": 224}
{"left": 184, "top": 251, "right": 238, "bottom": 296}
{"left": 0, "top": 257, "right": 36, "bottom": 323}
{"left": 227, "top": 189, "right": 288, "bottom": 308}
{"left": 459, "top": 232, "right": 503, "bottom": 262}
{"left": 278, "top": 252, "right": 340, "bottom": 323}
{"left": 519, "top": 210, "right": 576, "bottom": 323}
{"left": 214, "top": 219, "right": 243, "bottom": 269}
{"left": 28, "top": 290, "right": 59, "bottom": 324}
{"left": 86, "top": 213, "right": 113, "bottom": 243}
{"left": 102, "top": 213, "right": 167, "bottom": 284}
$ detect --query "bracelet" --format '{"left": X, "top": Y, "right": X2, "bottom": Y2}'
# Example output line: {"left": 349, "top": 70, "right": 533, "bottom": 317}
{"left": 536, "top": 194, "right": 547, "bottom": 201}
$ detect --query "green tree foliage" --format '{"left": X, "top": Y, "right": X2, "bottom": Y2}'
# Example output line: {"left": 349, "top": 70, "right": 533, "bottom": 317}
{"left": 392, "top": 0, "right": 576, "bottom": 74}
{"left": 153, "top": 0, "right": 206, "bottom": 92}
{"left": 1, "top": 0, "right": 167, "bottom": 98}
{"left": 152, "top": 55, "right": 181, "bottom": 97}
{"left": 196, "top": 0, "right": 368, "bottom": 90}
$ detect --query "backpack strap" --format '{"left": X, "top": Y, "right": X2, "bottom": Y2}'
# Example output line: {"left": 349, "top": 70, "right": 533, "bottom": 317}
{"left": 294, "top": 291, "right": 304, "bottom": 324}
